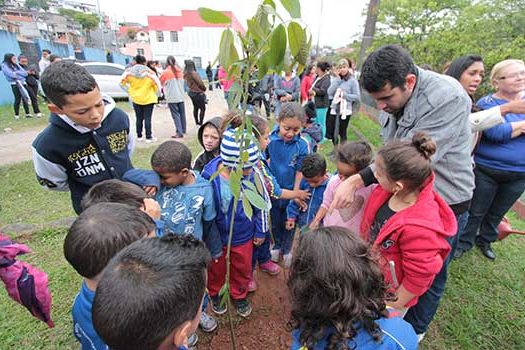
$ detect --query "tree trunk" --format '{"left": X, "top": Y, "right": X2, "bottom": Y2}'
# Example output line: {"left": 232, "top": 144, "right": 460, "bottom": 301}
{"left": 357, "top": 0, "right": 380, "bottom": 70}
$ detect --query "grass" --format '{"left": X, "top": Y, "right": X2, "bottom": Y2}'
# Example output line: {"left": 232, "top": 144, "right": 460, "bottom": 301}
{"left": 1, "top": 112, "right": 525, "bottom": 349}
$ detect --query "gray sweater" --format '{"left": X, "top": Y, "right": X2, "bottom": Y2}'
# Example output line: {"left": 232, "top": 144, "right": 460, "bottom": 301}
{"left": 379, "top": 68, "right": 474, "bottom": 206}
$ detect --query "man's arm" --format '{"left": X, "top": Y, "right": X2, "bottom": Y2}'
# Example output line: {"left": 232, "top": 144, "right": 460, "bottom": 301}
{"left": 31, "top": 147, "right": 69, "bottom": 191}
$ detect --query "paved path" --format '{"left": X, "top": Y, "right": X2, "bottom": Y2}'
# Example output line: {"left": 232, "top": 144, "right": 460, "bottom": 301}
{"left": 0, "top": 90, "right": 229, "bottom": 166}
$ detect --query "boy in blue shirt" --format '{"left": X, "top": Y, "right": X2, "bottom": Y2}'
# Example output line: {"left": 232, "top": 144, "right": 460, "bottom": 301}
{"left": 64, "top": 202, "right": 156, "bottom": 350}
{"left": 286, "top": 153, "right": 329, "bottom": 231}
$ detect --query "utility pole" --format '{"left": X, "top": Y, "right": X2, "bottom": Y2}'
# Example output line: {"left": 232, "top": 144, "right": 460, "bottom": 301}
{"left": 315, "top": 0, "right": 324, "bottom": 58}
{"left": 96, "top": 0, "right": 106, "bottom": 52}
{"left": 357, "top": 0, "right": 380, "bottom": 70}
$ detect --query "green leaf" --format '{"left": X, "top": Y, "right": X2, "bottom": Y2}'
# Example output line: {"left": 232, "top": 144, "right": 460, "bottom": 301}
{"left": 229, "top": 170, "right": 241, "bottom": 199}
{"left": 218, "top": 29, "right": 240, "bottom": 75}
{"left": 247, "top": 18, "right": 265, "bottom": 41}
{"left": 219, "top": 283, "right": 229, "bottom": 307}
{"left": 287, "top": 21, "right": 305, "bottom": 57}
{"left": 242, "top": 180, "right": 257, "bottom": 192}
{"left": 280, "top": 0, "right": 301, "bottom": 18}
{"left": 269, "top": 24, "right": 287, "bottom": 67}
{"left": 209, "top": 167, "right": 225, "bottom": 181}
{"left": 242, "top": 194, "right": 253, "bottom": 220}
{"left": 257, "top": 51, "right": 271, "bottom": 79}
{"left": 254, "top": 169, "right": 265, "bottom": 195}
{"left": 198, "top": 7, "right": 232, "bottom": 24}
{"left": 245, "top": 188, "right": 269, "bottom": 211}
{"left": 263, "top": 0, "right": 276, "bottom": 9}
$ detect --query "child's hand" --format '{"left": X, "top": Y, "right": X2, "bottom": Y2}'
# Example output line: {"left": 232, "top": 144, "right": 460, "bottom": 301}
{"left": 143, "top": 185, "right": 157, "bottom": 196}
{"left": 253, "top": 237, "right": 265, "bottom": 246}
{"left": 294, "top": 198, "right": 308, "bottom": 212}
{"left": 309, "top": 220, "right": 320, "bottom": 230}
{"left": 142, "top": 198, "right": 161, "bottom": 220}
{"left": 285, "top": 219, "right": 296, "bottom": 231}
{"left": 294, "top": 189, "right": 310, "bottom": 201}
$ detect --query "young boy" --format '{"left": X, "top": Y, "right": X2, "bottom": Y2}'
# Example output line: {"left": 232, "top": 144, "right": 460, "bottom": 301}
{"left": 92, "top": 234, "right": 211, "bottom": 350}
{"left": 32, "top": 61, "right": 134, "bottom": 214}
{"left": 193, "top": 116, "right": 222, "bottom": 172}
{"left": 64, "top": 202, "right": 156, "bottom": 350}
{"left": 286, "top": 153, "right": 329, "bottom": 230}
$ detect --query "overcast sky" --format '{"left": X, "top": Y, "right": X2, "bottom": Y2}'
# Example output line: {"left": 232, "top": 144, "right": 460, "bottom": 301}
{"left": 95, "top": 0, "right": 368, "bottom": 48}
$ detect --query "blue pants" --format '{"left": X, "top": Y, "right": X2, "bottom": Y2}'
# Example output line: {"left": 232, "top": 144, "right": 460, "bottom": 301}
{"left": 315, "top": 107, "right": 327, "bottom": 139}
{"left": 271, "top": 204, "right": 294, "bottom": 255}
{"left": 252, "top": 231, "right": 272, "bottom": 270}
{"left": 404, "top": 210, "right": 469, "bottom": 334}
{"left": 168, "top": 102, "right": 186, "bottom": 135}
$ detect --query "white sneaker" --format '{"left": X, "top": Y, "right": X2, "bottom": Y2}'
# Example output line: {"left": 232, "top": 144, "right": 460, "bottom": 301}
{"left": 136, "top": 137, "right": 144, "bottom": 142}
{"left": 417, "top": 332, "right": 426, "bottom": 343}
{"left": 145, "top": 137, "right": 158, "bottom": 144}
{"left": 25, "top": 114, "right": 33, "bottom": 118}
{"left": 36, "top": 113, "right": 43, "bottom": 118}
{"left": 283, "top": 253, "right": 293, "bottom": 268}
{"left": 14, "top": 115, "right": 20, "bottom": 120}
{"left": 270, "top": 249, "right": 280, "bottom": 263}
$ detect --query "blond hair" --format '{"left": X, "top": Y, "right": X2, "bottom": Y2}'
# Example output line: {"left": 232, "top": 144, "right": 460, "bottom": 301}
{"left": 490, "top": 59, "right": 525, "bottom": 88}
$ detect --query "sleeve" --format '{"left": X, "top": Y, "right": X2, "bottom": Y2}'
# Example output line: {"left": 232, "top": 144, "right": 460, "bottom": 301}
{"left": 291, "top": 78, "right": 300, "bottom": 101}
{"left": 274, "top": 78, "right": 286, "bottom": 97}
{"left": 286, "top": 198, "right": 299, "bottom": 220}
{"left": 17, "top": 65, "right": 28, "bottom": 78}
{"left": 469, "top": 106, "right": 504, "bottom": 132}
{"left": 327, "top": 78, "right": 341, "bottom": 97}
{"left": 479, "top": 121, "right": 513, "bottom": 143}
{"left": 344, "top": 79, "right": 360, "bottom": 103}
{"left": 294, "top": 140, "right": 310, "bottom": 171}
{"left": 194, "top": 72, "right": 207, "bottom": 91}
{"left": 252, "top": 204, "right": 267, "bottom": 239}
{"left": 312, "top": 77, "right": 330, "bottom": 96}
{"left": 119, "top": 71, "right": 130, "bottom": 91}
{"left": 359, "top": 164, "right": 378, "bottom": 187}
{"left": 126, "top": 124, "right": 135, "bottom": 157}
{"left": 202, "top": 220, "right": 223, "bottom": 259}
{"left": 203, "top": 185, "right": 217, "bottom": 221}
{"left": 31, "top": 146, "right": 69, "bottom": 191}
{"left": 38, "top": 61, "right": 45, "bottom": 73}
{"left": 321, "top": 178, "right": 336, "bottom": 209}
{"left": 300, "top": 78, "right": 308, "bottom": 100}
{"left": 1, "top": 63, "right": 18, "bottom": 80}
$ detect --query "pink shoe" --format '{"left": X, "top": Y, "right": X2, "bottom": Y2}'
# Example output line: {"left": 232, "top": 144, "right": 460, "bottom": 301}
{"left": 248, "top": 276, "right": 257, "bottom": 292}
{"left": 259, "top": 260, "right": 281, "bottom": 275}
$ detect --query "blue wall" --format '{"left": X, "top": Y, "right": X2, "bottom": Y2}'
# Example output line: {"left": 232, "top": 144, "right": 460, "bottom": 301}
{"left": 83, "top": 47, "right": 107, "bottom": 63}
{"left": 0, "top": 30, "right": 22, "bottom": 105}
{"left": 36, "top": 39, "right": 75, "bottom": 59}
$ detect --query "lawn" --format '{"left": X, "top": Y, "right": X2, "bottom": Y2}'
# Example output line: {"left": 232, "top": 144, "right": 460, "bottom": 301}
{"left": 1, "top": 113, "right": 524, "bottom": 349}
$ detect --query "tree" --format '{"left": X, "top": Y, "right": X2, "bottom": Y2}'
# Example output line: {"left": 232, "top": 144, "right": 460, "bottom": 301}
{"left": 358, "top": 0, "right": 380, "bottom": 69}
{"left": 25, "top": 0, "right": 49, "bottom": 10}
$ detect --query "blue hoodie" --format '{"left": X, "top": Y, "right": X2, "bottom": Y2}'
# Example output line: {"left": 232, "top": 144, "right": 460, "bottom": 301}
{"left": 202, "top": 156, "right": 267, "bottom": 246}
{"left": 1, "top": 61, "right": 28, "bottom": 84}
{"left": 287, "top": 176, "right": 329, "bottom": 227}
{"left": 72, "top": 282, "right": 108, "bottom": 350}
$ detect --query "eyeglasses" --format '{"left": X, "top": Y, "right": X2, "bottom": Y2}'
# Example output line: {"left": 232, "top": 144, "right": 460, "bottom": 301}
{"left": 497, "top": 71, "right": 525, "bottom": 80}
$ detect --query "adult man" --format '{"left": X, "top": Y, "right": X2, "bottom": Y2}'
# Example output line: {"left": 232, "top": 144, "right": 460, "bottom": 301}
{"left": 205, "top": 61, "right": 213, "bottom": 91}
{"left": 38, "top": 49, "right": 51, "bottom": 73}
{"left": 331, "top": 45, "right": 474, "bottom": 340}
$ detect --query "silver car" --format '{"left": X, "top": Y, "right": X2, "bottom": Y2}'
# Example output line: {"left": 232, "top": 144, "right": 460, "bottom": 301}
{"left": 80, "top": 62, "right": 128, "bottom": 99}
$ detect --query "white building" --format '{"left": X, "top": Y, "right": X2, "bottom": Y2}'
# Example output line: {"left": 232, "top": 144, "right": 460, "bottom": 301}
{"left": 147, "top": 10, "right": 244, "bottom": 68}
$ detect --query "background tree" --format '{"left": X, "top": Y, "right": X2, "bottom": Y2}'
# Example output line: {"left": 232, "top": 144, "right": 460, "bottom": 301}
{"left": 25, "top": 0, "right": 49, "bottom": 10}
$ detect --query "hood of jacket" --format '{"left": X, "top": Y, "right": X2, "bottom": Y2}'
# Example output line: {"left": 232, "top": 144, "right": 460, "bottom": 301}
{"left": 129, "top": 64, "right": 153, "bottom": 78}
{"left": 198, "top": 116, "right": 222, "bottom": 148}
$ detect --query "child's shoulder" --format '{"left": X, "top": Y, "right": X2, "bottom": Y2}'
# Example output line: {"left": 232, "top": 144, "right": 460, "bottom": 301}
{"left": 374, "top": 315, "right": 418, "bottom": 348}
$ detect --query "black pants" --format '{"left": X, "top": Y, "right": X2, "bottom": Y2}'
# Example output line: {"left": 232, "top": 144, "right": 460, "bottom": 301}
{"left": 27, "top": 84, "right": 40, "bottom": 114}
{"left": 207, "top": 75, "right": 213, "bottom": 90}
{"left": 188, "top": 91, "right": 206, "bottom": 125}
{"left": 133, "top": 103, "right": 155, "bottom": 139}
{"left": 11, "top": 84, "right": 30, "bottom": 116}
{"left": 326, "top": 113, "right": 351, "bottom": 144}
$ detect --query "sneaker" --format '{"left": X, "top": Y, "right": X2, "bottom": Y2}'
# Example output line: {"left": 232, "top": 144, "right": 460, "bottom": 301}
{"left": 36, "top": 113, "right": 43, "bottom": 118}
{"left": 417, "top": 332, "right": 426, "bottom": 343}
{"left": 248, "top": 275, "right": 257, "bottom": 292}
{"left": 211, "top": 295, "right": 227, "bottom": 315}
{"left": 14, "top": 115, "right": 20, "bottom": 120}
{"left": 145, "top": 137, "right": 158, "bottom": 144}
{"left": 283, "top": 253, "right": 293, "bottom": 268}
{"left": 188, "top": 333, "right": 198, "bottom": 347}
{"left": 25, "top": 114, "right": 33, "bottom": 118}
{"left": 199, "top": 311, "right": 218, "bottom": 332}
{"left": 270, "top": 249, "right": 280, "bottom": 263}
{"left": 136, "top": 136, "right": 144, "bottom": 142}
{"left": 234, "top": 299, "right": 252, "bottom": 318}
{"left": 171, "top": 134, "right": 183, "bottom": 139}
{"left": 259, "top": 260, "right": 280, "bottom": 275}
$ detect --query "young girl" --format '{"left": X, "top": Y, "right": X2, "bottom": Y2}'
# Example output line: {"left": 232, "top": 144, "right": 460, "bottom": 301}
{"left": 266, "top": 102, "right": 310, "bottom": 267}
{"left": 361, "top": 132, "right": 457, "bottom": 311}
{"left": 193, "top": 116, "right": 223, "bottom": 172}
{"left": 310, "top": 141, "right": 373, "bottom": 233}
{"left": 288, "top": 226, "right": 418, "bottom": 349}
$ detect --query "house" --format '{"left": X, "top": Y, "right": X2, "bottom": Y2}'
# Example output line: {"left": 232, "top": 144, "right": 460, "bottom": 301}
{"left": 147, "top": 10, "right": 244, "bottom": 68}
{"left": 118, "top": 23, "right": 152, "bottom": 60}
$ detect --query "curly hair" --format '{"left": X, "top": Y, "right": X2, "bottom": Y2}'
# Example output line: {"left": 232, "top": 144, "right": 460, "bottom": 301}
{"left": 288, "top": 226, "right": 392, "bottom": 350}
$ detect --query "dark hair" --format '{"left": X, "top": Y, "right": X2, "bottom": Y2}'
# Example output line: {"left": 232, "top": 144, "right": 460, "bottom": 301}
{"left": 146, "top": 60, "right": 157, "bottom": 74}
{"left": 42, "top": 49, "right": 51, "bottom": 54}
{"left": 166, "top": 55, "right": 179, "bottom": 76}
{"left": 2, "top": 53, "right": 16, "bottom": 69}
{"left": 18, "top": 54, "right": 27, "bottom": 61}
{"left": 40, "top": 61, "right": 98, "bottom": 108}
{"left": 336, "top": 141, "right": 373, "bottom": 171}
{"left": 221, "top": 110, "right": 268, "bottom": 138}
{"left": 360, "top": 45, "right": 417, "bottom": 93}
{"left": 64, "top": 202, "right": 155, "bottom": 279}
{"left": 151, "top": 141, "right": 192, "bottom": 172}
{"left": 81, "top": 179, "right": 147, "bottom": 211}
{"left": 92, "top": 234, "right": 211, "bottom": 350}
{"left": 48, "top": 55, "right": 61, "bottom": 63}
{"left": 183, "top": 59, "right": 196, "bottom": 75}
{"left": 445, "top": 55, "right": 483, "bottom": 82}
{"left": 378, "top": 132, "right": 436, "bottom": 192}
{"left": 278, "top": 102, "right": 306, "bottom": 123}
{"left": 301, "top": 153, "right": 326, "bottom": 178}
{"left": 135, "top": 54, "right": 146, "bottom": 65}
{"left": 316, "top": 61, "right": 331, "bottom": 73}
{"left": 288, "top": 226, "right": 391, "bottom": 350}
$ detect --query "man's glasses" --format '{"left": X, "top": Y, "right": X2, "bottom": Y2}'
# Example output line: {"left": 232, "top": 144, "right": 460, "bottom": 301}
{"left": 498, "top": 70, "right": 525, "bottom": 80}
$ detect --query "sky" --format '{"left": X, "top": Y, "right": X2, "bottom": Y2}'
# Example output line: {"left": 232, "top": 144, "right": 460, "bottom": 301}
{"left": 95, "top": 0, "right": 368, "bottom": 48}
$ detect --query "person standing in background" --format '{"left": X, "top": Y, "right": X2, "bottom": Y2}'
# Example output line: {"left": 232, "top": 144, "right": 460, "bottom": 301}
{"left": 184, "top": 59, "right": 207, "bottom": 126}
{"left": 160, "top": 56, "right": 186, "bottom": 139}
{"left": 206, "top": 62, "right": 214, "bottom": 91}
{"left": 38, "top": 49, "right": 51, "bottom": 74}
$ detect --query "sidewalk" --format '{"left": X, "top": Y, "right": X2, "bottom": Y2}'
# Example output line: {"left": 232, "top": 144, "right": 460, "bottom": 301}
{"left": 0, "top": 89, "right": 229, "bottom": 166}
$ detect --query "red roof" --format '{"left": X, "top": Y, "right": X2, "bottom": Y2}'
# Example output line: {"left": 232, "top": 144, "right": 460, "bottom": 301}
{"left": 3, "top": 15, "right": 33, "bottom": 23}
{"left": 147, "top": 10, "right": 244, "bottom": 33}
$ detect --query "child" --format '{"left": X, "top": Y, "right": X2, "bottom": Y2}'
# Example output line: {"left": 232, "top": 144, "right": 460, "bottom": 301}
{"left": 92, "top": 234, "right": 211, "bottom": 350}
{"left": 266, "top": 102, "right": 310, "bottom": 267}
{"left": 360, "top": 132, "right": 457, "bottom": 311}
{"left": 193, "top": 116, "right": 223, "bottom": 172}
{"left": 32, "top": 61, "right": 134, "bottom": 214}
{"left": 202, "top": 128, "right": 268, "bottom": 317}
{"left": 310, "top": 141, "right": 374, "bottom": 233}
{"left": 64, "top": 202, "right": 156, "bottom": 350}
{"left": 302, "top": 101, "right": 323, "bottom": 152}
{"left": 288, "top": 226, "right": 418, "bottom": 349}
{"left": 286, "top": 153, "right": 329, "bottom": 230}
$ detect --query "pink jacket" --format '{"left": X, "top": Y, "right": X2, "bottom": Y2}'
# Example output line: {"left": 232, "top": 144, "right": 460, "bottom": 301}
{"left": 218, "top": 66, "right": 234, "bottom": 92}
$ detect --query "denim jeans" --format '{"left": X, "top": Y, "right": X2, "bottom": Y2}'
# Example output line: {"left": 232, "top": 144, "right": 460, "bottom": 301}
{"left": 133, "top": 103, "right": 154, "bottom": 139}
{"left": 168, "top": 102, "right": 186, "bottom": 135}
{"left": 404, "top": 210, "right": 469, "bottom": 334}
{"left": 458, "top": 164, "right": 525, "bottom": 251}
{"left": 270, "top": 203, "right": 294, "bottom": 255}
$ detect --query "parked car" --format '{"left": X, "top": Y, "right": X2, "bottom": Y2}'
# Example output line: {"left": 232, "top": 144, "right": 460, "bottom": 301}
{"left": 80, "top": 62, "right": 127, "bottom": 99}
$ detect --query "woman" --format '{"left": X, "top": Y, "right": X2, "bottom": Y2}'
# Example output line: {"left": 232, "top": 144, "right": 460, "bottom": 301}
{"left": 1, "top": 53, "right": 39, "bottom": 119}
{"left": 326, "top": 58, "right": 360, "bottom": 145}
{"left": 274, "top": 70, "right": 300, "bottom": 116}
{"left": 300, "top": 64, "right": 315, "bottom": 103}
{"left": 309, "top": 61, "right": 331, "bottom": 139}
{"left": 160, "top": 56, "right": 186, "bottom": 138}
{"left": 456, "top": 59, "right": 525, "bottom": 260}
{"left": 184, "top": 59, "right": 207, "bottom": 126}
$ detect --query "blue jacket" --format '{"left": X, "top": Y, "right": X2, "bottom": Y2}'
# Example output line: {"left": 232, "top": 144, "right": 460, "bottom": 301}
{"left": 291, "top": 315, "right": 418, "bottom": 350}
{"left": 32, "top": 98, "right": 134, "bottom": 214}
{"left": 202, "top": 156, "right": 267, "bottom": 246}
{"left": 72, "top": 282, "right": 109, "bottom": 350}
{"left": 266, "top": 127, "right": 310, "bottom": 208}
{"left": 474, "top": 94, "right": 525, "bottom": 172}
{"left": 1, "top": 61, "right": 28, "bottom": 84}
{"left": 287, "top": 176, "right": 329, "bottom": 227}
{"left": 302, "top": 123, "right": 323, "bottom": 152}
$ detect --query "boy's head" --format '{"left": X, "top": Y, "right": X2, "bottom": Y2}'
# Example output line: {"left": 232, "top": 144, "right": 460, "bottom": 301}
{"left": 41, "top": 61, "right": 103, "bottom": 129}
{"left": 336, "top": 141, "right": 373, "bottom": 180}
{"left": 135, "top": 54, "right": 147, "bottom": 65}
{"left": 64, "top": 202, "right": 155, "bottom": 280}
{"left": 81, "top": 179, "right": 147, "bottom": 211}
{"left": 199, "top": 117, "right": 222, "bottom": 152}
{"left": 277, "top": 102, "right": 305, "bottom": 143}
{"left": 151, "top": 141, "right": 192, "bottom": 187}
{"left": 301, "top": 153, "right": 327, "bottom": 188}
{"left": 92, "top": 234, "right": 211, "bottom": 350}
{"left": 220, "top": 128, "right": 259, "bottom": 172}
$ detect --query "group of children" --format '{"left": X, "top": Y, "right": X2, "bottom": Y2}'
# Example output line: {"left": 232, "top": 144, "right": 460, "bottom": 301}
{"left": 31, "top": 61, "right": 459, "bottom": 349}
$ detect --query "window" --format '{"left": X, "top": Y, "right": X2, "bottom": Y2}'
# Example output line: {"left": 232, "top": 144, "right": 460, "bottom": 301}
{"left": 83, "top": 65, "right": 124, "bottom": 76}
{"left": 156, "top": 31, "right": 164, "bottom": 42}
{"left": 193, "top": 57, "right": 202, "bottom": 69}
{"left": 170, "top": 31, "right": 178, "bottom": 42}
{"left": 136, "top": 48, "right": 145, "bottom": 56}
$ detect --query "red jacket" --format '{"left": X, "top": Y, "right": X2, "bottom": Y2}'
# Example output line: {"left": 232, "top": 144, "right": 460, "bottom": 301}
{"left": 300, "top": 74, "right": 314, "bottom": 103}
{"left": 360, "top": 174, "right": 457, "bottom": 307}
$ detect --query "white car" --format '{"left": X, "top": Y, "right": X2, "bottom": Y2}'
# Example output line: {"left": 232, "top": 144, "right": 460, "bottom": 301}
{"left": 80, "top": 62, "right": 128, "bottom": 99}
